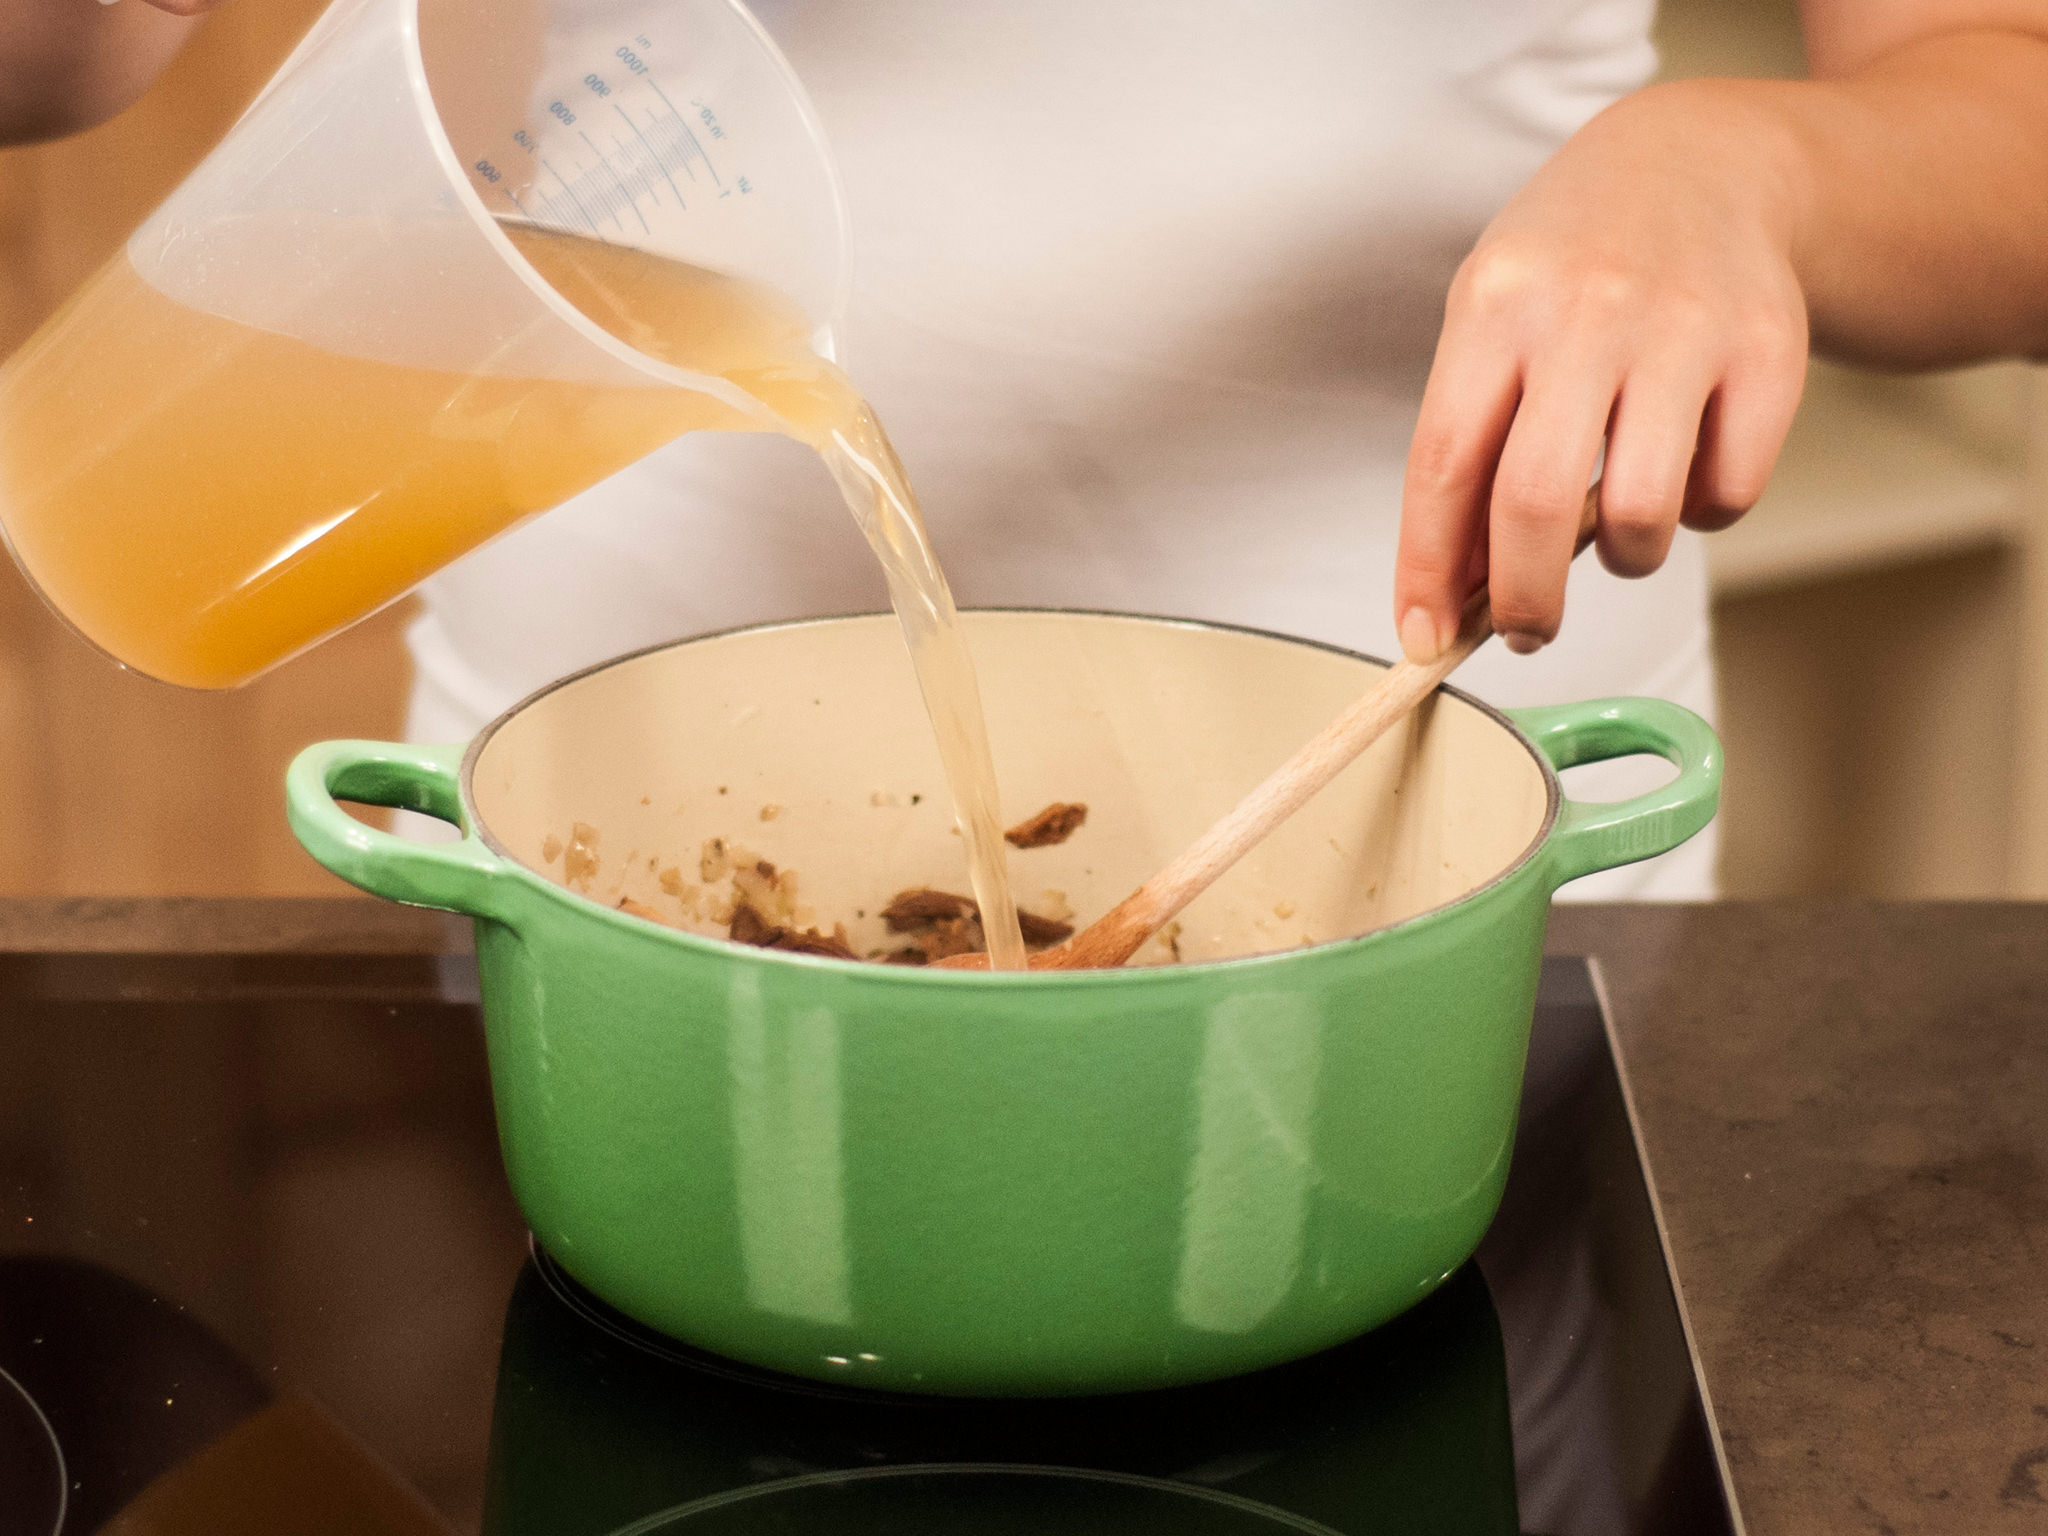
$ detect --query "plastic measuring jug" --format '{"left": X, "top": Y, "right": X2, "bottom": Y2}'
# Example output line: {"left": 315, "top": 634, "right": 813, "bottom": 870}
{"left": 0, "top": 0, "right": 847, "bottom": 689}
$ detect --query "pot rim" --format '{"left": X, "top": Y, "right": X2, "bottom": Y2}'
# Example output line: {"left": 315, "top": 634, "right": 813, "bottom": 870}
{"left": 457, "top": 608, "right": 1563, "bottom": 981}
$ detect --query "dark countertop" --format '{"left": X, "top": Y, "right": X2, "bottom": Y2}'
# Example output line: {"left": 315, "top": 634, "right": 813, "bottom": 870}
{"left": 0, "top": 897, "right": 2039, "bottom": 1534}
{"left": 0, "top": 895, "right": 466, "bottom": 953}
{"left": 1543, "top": 903, "right": 2048, "bottom": 1536}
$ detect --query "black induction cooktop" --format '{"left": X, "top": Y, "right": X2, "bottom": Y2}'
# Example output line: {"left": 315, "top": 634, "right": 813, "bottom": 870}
{"left": 0, "top": 950, "right": 1737, "bottom": 1535}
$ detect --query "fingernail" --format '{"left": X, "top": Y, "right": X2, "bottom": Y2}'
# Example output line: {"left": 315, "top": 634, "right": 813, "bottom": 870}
{"left": 1399, "top": 606, "right": 1442, "bottom": 663}
{"left": 1501, "top": 631, "right": 1546, "bottom": 656}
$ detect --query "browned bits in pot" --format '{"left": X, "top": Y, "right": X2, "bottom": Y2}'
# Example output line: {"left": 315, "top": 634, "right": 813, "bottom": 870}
{"left": 617, "top": 896, "right": 675, "bottom": 928}
{"left": 563, "top": 822, "right": 601, "bottom": 889}
{"left": 729, "top": 903, "right": 858, "bottom": 961}
{"left": 920, "top": 916, "right": 985, "bottom": 962}
{"left": 540, "top": 833, "right": 563, "bottom": 864}
{"left": 699, "top": 837, "right": 732, "bottom": 883}
{"left": 879, "top": 887, "right": 1072, "bottom": 963}
{"left": 565, "top": 826, "right": 1094, "bottom": 966}
{"left": 881, "top": 888, "right": 976, "bottom": 929}
{"left": 1017, "top": 908, "right": 1075, "bottom": 946}
{"left": 776, "top": 927, "right": 859, "bottom": 960}
{"left": 728, "top": 903, "right": 774, "bottom": 947}
{"left": 732, "top": 854, "right": 799, "bottom": 925}
{"left": 1005, "top": 802, "right": 1087, "bottom": 848}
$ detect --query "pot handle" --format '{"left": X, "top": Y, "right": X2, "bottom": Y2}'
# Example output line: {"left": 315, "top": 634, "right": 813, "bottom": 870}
{"left": 1507, "top": 698, "right": 1722, "bottom": 889}
{"left": 286, "top": 740, "right": 514, "bottom": 920}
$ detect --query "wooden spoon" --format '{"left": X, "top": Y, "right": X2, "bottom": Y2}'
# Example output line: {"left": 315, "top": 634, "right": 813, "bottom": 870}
{"left": 939, "top": 484, "right": 1603, "bottom": 972}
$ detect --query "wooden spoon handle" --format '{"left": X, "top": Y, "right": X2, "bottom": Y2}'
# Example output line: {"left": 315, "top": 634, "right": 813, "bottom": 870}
{"left": 1034, "top": 484, "right": 1603, "bottom": 972}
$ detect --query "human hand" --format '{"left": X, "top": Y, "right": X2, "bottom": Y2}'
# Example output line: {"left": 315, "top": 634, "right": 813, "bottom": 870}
{"left": 0, "top": 0, "right": 228, "bottom": 145}
{"left": 1393, "top": 79, "right": 1811, "bottom": 659}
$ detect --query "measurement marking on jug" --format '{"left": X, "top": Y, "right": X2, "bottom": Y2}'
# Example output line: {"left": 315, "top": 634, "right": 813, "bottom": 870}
{"left": 541, "top": 159, "right": 608, "bottom": 235}
{"left": 587, "top": 114, "right": 683, "bottom": 213}
{"left": 559, "top": 144, "right": 646, "bottom": 233}
{"left": 670, "top": 120, "right": 703, "bottom": 180}
{"left": 589, "top": 173, "right": 636, "bottom": 230}
{"left": 631, "top": 103, "right": 700, "bottom": 188}
{"left": 615, "top": 105, "right": 687, "bottom": 207}
{"left": 599, "top": 97, "right": 695, "bottom": 203}
{"left": 650, "top": 81, "right": 724, "bottom": 187}
{"left": 486, "top": 55, "right": 748, "bottom": 232}
{"left": 579, "top": 129, "right": 651, "bottom": 234}
{"left": 681, "top": 121, "right": 724, "bottom": 187}
{"left": 606, "top": 131, "right": 664, "bottom": 212}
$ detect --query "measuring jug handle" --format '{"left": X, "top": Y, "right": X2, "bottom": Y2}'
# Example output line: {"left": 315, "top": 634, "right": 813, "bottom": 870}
{"left": 286, "top": 740, "right": 514, "bottom": 921}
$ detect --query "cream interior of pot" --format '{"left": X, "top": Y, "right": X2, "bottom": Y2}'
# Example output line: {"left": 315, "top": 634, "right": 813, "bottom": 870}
{"left": 466, "top": 612, "right": 1552, "bottom": 964}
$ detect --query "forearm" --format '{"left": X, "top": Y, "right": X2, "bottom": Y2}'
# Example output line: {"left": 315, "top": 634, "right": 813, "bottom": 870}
{"left": 1670, "top": 30, "right": 2048, "bottom": 369}
{"left": 1389, "top": 6, "right": 2048, "bottom": 653}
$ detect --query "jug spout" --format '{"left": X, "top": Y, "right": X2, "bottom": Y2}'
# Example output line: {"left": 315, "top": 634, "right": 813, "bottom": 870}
{"left": 0, "top": 0, "right": 847, "bottom": 689}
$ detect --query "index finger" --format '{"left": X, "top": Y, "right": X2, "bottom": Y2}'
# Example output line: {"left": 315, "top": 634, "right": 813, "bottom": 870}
{"left": 1395, "top": 342, "right": 1522, "bottom": 663}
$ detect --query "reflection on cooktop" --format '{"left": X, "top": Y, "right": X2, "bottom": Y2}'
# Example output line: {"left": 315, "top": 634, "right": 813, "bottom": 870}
{"left": 0, "top": 952, "right": 1736, "bottom": 1534}
{"left": 0, "top": 1362, "right": 64, "bottom": 1536}
{"left": 620, "top": 1465, "right": 1347, "bottom": 1533}
{"left": 490, "top": 1247, "right": 1519, "bottom": 1535}
{"left": 0, "top": 1256, "right": 270, "bottom": 1535}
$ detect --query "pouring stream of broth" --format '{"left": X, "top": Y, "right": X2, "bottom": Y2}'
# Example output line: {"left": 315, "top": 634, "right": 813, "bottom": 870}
{"left": 509, "top": 225, "right": 1029, "bottom": 968}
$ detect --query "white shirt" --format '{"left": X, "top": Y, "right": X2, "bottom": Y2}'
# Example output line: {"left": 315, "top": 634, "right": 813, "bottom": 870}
{"left": 407, "top": 0, "right": 1715, "bottom": 898}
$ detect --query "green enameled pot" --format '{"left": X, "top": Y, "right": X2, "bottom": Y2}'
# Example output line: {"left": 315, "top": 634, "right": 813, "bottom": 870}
{"left": 287, "top": 610, "right": 1718, "bottom": 1396}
